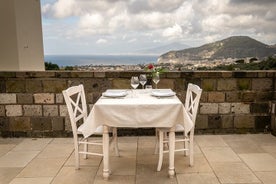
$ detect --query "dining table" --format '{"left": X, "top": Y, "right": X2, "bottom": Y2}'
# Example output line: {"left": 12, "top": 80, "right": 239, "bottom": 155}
{"left": 78, "top": 89, "right": 193, "bottom": 180}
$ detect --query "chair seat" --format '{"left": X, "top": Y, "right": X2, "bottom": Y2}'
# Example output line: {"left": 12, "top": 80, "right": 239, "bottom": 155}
{"left": 156, "top": 124, "right": 184, "bottom": 132}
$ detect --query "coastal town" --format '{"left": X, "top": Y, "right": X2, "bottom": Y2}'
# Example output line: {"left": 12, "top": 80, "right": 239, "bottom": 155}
{"left": 63, "top": 58, "right": 240, "bottom": 71}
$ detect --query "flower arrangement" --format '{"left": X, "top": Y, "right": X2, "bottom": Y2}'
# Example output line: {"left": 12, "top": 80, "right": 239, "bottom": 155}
{"left": 145, "top": 63, "right": 166, "bottom": 77}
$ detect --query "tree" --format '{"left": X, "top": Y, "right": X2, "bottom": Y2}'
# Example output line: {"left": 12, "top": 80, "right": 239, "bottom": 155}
{"left": 45, "top": 62, "right": 59, "bottom": 70}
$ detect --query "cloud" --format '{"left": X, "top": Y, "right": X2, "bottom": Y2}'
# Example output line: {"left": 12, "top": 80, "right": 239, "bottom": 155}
{"left": 41, "top": 0, "right": 276, "bottom": 54}
{"left": 162, "top": 24, "right": 183, "bottom": 40}
{"left": 96, "top": 39, "right": 108, "bottom": 44}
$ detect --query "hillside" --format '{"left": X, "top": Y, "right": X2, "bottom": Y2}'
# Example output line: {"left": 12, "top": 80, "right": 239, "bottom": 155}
{"left": 136, "top": 42, "right": 190, "bottom": 55}
{"left": 158, "top": 36, "right": 276, "bottom": 64}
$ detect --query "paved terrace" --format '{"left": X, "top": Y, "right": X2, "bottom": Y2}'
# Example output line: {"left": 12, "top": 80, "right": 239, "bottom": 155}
{"left": 1, "top": 134, "right": 276, "bottom": 184}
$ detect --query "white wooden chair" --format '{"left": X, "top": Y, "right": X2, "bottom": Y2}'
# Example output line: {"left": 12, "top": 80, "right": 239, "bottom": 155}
{"left": 156, "top": 83, "right": 202, "bottom": 171}
{"left": 62, "top": 84, "right": 119, "bottom": 169}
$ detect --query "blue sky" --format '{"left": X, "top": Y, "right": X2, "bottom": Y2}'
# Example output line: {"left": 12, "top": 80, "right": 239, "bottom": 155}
{"left": 41, "top": 0, "right": 276, "bottom": 55}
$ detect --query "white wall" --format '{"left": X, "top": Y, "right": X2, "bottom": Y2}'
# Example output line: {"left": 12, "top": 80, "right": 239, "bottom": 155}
{"left": 0, "top": 0, "right": 44, "bottom": 71}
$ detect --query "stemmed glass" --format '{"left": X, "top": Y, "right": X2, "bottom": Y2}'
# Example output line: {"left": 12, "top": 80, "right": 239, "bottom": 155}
{"left": 130, "top": 76, "right": 139, "bottom": 96}
{"left": 152, "top": 72, "right": 160, "bottom": 89}
{"left": 139, "top": 74, "right": 147, "bottom": 89}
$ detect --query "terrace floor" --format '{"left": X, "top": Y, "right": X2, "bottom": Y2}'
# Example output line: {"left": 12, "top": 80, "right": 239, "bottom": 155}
{"left": 1, "top": 134, "right": 276, "bottom": 184}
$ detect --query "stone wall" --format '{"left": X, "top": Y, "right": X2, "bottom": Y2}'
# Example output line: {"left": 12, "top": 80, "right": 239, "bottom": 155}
{"left": 0, "top": 71, "right": 275, "bottom": 137}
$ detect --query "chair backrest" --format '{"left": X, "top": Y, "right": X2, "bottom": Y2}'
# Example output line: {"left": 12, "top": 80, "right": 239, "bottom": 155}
{"left": 185, "top": 83, "right": 202, "bottom": 125}
{"left": 62, "top": 84, "right": 87, "bottom": 136}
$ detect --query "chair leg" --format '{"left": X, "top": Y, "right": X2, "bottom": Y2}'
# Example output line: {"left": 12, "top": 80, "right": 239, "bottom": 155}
{"left": 184, "top": 132, "right": 188, "bottom": 156}
{"left": 189, "top": 138, "right": 194, "bottom": 166}
{"left": 83, "top": 138, "right": 88, "bottom": 159}
{"left": 112, "top": 128, "right": 120, "bottom": 157}
{"left": 157, "top": 131, "right": 164, "bottom": 171}
{"left": 73, "top": 137, "right": 80, "bottom": 169}
{"left": 154, "top": 129, "right": 159, "bottom": 155}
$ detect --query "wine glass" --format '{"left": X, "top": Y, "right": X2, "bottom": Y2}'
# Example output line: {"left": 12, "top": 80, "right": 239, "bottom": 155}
{"left": 152, "top": 72, "right": 160, "bottom": 89}
{"left": 130, "top": 76, "right": 139, "bottom": 97}
{"left": 139, "top": 74, "right": 147, "bottom": 89}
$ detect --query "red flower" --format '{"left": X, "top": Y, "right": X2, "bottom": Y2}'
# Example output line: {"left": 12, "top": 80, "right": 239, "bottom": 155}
{"left": 148, "top": 64, "right": 154, "bottom": 70}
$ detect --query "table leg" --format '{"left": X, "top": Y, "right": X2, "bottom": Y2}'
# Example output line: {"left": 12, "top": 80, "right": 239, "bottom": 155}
{"left": 103, "top": 125, "right": 110, "bottom": 180}
{"left": 168, "top": 127, "right": 175, "bottom": 178}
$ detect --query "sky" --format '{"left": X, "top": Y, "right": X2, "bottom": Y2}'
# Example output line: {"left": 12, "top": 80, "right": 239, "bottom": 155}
{"left": 41, "top": 0, "right": 276, "bottom": 55}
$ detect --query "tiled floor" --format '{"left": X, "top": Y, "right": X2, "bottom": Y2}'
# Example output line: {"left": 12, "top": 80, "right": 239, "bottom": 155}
{"left": 1, "top": 134, "right": 276, "bottom": 184}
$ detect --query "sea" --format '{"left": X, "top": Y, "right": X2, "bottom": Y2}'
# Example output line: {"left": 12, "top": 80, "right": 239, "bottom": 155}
{"left": 44, "top": 55, "right": 159, "bottom": 67}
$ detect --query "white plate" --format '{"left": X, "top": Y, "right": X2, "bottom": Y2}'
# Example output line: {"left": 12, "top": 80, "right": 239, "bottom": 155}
{"left": 151, "top": 89, "right": 176, "bottom": 97}
{"left": 102, "top": 90, "right": 128, "bottom": 98}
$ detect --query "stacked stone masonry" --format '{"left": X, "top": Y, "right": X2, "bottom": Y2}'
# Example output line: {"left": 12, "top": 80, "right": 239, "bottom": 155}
{"left": 0, "top": 71, "right": 275, "bottom": 137}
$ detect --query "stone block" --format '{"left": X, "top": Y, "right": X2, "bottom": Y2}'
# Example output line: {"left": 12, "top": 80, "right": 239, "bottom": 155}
{"left": 255, "top": 92, "right": 273, "bottom": 101}
{"left": 237, "top": 79, "right": 251, "bottom": 90}
{"left": 158, "top": 79, "right": 174, "bottom": 89}
{"left": 52, "top": 117, "right": 64, "bottom": 131}
{"left": 86, "top": 93, "right": 94, "bottom": 104}
{"left": 9, "top": 117, "right": 31, "bottom": 131}
{"left": 6, "top": 80, "right": 25, "bottom": 93}
{"left": 0, "top": 80, "right": 5, "bottom": 93}
{"left": 23, "top": 105, "right": 42, "bottom": 116}
{"left": 0, "top": 117, "right": 9, "bottom": 131}
{"left": 234, "top": 115, "right": 255, "bottom": 128}
{"left": 84, "top": 78, "right": 111, "bottom": 92}
{"left": 241, "top": 92, "right": 256, "bottom": 102}
{"left": 26, "top": 79, "right": 42, "bottom": 93}
{"left": 221, "top": 71, "right": 232, "bottom": 78}
{"left": 200, "top": 92, "right": 208, "bottom": 103}
{"left": 94, "top": 72, "right": 106, "bottom": 78}
{"left": 0, "top": 94, "right": 16, "bottom": 104}
{"left": 221, "top": 115, "right": 234, "bottom": 128}
{"left": 43, "top": 105, "right": 58, "bottom": 117}
{"left": 252, "top": 78, "right": 273, "bottom": 91}
{"left": 195, "top": 115, "right": 208, "bottom": 129}
{"left": 166, "top": 72, "right": 181, "bottom": 78}
{"left": 218, "top": 103, "right": 231, "bottom": 114}
{"left": 106, "top": 71, "right": 120, "bottom": 78}
{"left": 5, "top": 105, "right": 22, "bottom": 116}
{"left": 70, "top": 72, "right": 94, "bottom": 78}
{"left": 112, "top": 79, "right": 131, "bottom": 89}
{"left": 59, "top": 105, "right": 68, "bottom": 116}
{"left": 0, "top": 72, "right": 16, "bottom": 78}
{"left": 200, "top": 103, "right": 218, "bottom": 114}
{"left": 43, "top": 80, "right": 67, "bottom": 93}
{"left": 17, "top": 94, "right": 33, "bottom": 104}
{"left": 16, "top": 71, "right": 55, "bottom": 78}
{"left": 208, "top": 115, "right": 222, "bottom": 129}
{"left": 56, "top": 93, "right": 64, "bottom": 104}
{"left": 233, "top": 71, "right": 258, "bottom": 78}
{"left": 217, "top": 79, "right": 237, "bottom": 91}
{"left": 208, "top": 92, "right": 225, "bottom": 102}
{"left": 257, "top": 72, "right": 266, "bottom": 78}
{"left": 34, "top": 93, "right": 55, "bottom": 104}
{"left": 250, "top": 103, "right": 270, "bottom": 113}
{"left": 202, "top": 79, "right": 216, "bottom": 91}
{"left": 0, "top": 105, "right": 5, "bottom": 116}
{"left": 255, "top": 116, "right": 271, "bottom": 130}
{"left": 231, "top": 103, "right": 250, "bottom": 114}
{"left": 31, "top": 117, "right": 52, "bottom": 131}
{"left": 64, "top": 116, "right": 72, "bottom": 131}
{"left": 225, "top": 92, "right": 241, "bottom": 102}
{"left": 174, "top": 78, "right": 185, "bottom": 92}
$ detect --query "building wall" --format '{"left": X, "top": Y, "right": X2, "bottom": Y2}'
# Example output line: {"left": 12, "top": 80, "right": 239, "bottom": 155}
{"left": 0, "top": 0, "right": 44, "bottom": 71}
{"left": 0, "top": 71, "right": 275, "bottom": 137}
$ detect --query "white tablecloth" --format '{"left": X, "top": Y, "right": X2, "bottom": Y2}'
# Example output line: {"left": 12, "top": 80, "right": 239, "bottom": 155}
{"left": 78, "top": 89, "right": 193, "bottom": 138}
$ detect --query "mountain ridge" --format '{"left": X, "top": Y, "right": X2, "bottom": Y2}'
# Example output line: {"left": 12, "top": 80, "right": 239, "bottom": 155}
{"left": 158, "top": 36, "right": 276, "bottom": 64}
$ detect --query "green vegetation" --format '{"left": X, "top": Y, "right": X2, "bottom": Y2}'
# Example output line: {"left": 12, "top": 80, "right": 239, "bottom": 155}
{"left": 45, "top": 62, "right": 59, "bottom": 70}
{"left": 64, "top": 66, "right": 74, "bottom": 70}
{"left": 198, "top": 57, "right": 276, "bottom": 71}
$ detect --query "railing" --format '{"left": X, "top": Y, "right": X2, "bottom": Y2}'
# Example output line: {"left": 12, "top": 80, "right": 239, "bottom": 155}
{"left": 0, "top": 71, "right": 275, "bottom": 137}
